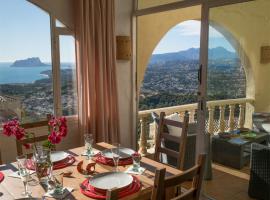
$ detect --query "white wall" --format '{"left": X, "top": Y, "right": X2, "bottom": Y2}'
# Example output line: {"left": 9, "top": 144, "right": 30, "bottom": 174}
{"left": 115, "top": 0, "right": 136, "bottom": 148}
{"left": 29, "top": 0, "right": 75, "bottom": 29}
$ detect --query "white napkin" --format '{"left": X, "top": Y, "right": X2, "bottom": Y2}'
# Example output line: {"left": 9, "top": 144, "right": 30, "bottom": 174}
{"left": 44, "top": 187, "right": 73, "bottom": 199}
{"left": 81, "top": 149, "right": 99, "bottom": 156}
{"left": 8, "top": 170, "right": 35, "bottom": 178}
{"left": 125, "top": 166, "right": 146, "bottom": 175}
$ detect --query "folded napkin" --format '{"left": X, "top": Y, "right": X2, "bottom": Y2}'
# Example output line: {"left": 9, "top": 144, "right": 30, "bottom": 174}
{"left": 8, "top": 170, "right": 35, "bottom": 178}
{"left": 44, "top": 187, "right": 73, "bottom": 199}
{"left": 125, "top": 166, "right": 146, "bottom": 175}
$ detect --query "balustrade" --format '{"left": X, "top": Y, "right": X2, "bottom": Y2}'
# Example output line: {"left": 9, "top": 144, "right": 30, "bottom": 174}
{"left": 138, "top": 98, "right": 254, "bottom": 154}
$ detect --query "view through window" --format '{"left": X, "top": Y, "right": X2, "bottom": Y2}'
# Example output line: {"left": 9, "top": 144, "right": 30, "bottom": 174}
{"left": 0, "top": 0, "right": 77, "bottom": 123}
{"left": 139, "top": 20, "right": 246, "bottom": 111}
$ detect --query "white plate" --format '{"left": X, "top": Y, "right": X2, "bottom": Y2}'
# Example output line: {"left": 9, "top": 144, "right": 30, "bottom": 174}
{"left": 51, "top": 151, "right": 69, "bottom": 163}
{"left": 101, "top": 147, "right": 135, "bottom": 159}
{"left": 89, "top": 172, "right": 133, "bottom": 190}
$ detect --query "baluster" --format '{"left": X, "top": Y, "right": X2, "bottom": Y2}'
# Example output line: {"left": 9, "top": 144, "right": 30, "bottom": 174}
{"left": 178, "top": 112, "right": 185, "bottom": 122}
{"left": 208, "top": 107, "right": 214, "bottom": 135}
{"left": 238, "top": 103, "right": 245, "bottom": 129}
{"left": 138, "top": 117, "right": 147, "bottom": 155}
{"left": 218, "top": 105, "right": 225, "bottom": 133}
{"left": 228, "top": 105, "right": 235, "bottom": 131}
{"left": 189, "top": 110, "right": 195, "bottom": 123}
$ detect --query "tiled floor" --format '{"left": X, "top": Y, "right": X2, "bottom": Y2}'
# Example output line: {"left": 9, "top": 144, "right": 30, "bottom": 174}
{"left": 202, "top": 165, "right": 255, "bottom": 200}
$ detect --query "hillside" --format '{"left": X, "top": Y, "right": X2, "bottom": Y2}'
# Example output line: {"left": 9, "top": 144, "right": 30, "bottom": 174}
{"left": 150, "top": 47, "right": 238, "bottom": 64}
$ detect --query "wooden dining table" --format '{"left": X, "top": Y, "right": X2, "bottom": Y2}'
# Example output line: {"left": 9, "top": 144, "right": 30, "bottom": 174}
{"left": 0, "top": 142, "right": 183, "bottom": 200}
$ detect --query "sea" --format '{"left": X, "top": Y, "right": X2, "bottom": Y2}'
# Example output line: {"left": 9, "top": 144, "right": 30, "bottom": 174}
{"left": 0, "top": 62, "right": 73, "bottom": 84}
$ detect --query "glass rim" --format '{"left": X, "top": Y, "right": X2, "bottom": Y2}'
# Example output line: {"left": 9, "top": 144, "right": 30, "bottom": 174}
{"left": 16, "top": 155, "right": 27, "bottom": 160}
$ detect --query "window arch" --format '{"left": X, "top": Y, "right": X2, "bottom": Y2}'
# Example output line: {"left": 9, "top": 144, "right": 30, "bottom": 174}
{"left": 139, "top": 20, "right": 246, "bottom": 110}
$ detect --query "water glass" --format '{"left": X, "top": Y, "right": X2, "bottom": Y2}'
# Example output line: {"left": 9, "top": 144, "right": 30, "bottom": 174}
{"left": 33, "top": 147, "right": 52, "bottom": 184}
{"left": 16, "top": 155, "right": 31, "bottom": 197}
{"left": 111, "top": 143, "right": 120, "bottom": 172}
{"left": 132, "top": 153, "right": 142, "bottom": 172}
{"left": 84, "top": 133, "right": 94, "bottom": 158}
{"left": 52, "top": 173, "right": 64, "bottom": 195}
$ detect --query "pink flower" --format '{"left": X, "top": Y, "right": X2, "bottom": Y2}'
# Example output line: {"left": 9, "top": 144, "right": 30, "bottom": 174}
{"left": 59, "top": 126, "right": 67, "bottom": 137}
{"left": 14, "top": 127, "right": 25, "bottom": 140}
{"left": 2, "top": 119, "right": 25, "bottom": 140}
{"left": 3, "top": 123, "right": 12, "bottom": 136}
{"left": 23, "top": 143, "right": 31, "bottom": 149}
{"left": 48, "top": 131, "right": 62, "bottom": 144}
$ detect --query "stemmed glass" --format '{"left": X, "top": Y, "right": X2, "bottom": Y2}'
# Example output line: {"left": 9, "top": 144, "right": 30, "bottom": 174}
{"left": 84, "top": 133, "right": 94, "bottom": 159}
{"left": 111, "top": 143, "right": 120, "bottom": 172}
{"left": 16, "top": 155, "right": 31, "bottom": 197}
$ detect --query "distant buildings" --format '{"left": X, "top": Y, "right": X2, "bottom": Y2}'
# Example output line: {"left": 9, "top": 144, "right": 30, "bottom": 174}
{"left": 0, "top": 95, "right": 21, "bottom": 123}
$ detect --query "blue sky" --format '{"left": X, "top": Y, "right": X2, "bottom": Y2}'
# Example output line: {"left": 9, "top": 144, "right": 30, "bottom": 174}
{"left": 0, "top": 0, "right": 75, "bottom": 63}
{"left": 153, "top": 20, "right": 235, "bottom": 54}
{"left": 0, "top": 1, "right": 234, "bottom": 62}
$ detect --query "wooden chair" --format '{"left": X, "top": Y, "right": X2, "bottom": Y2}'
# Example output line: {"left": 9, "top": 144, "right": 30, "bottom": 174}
{"left": 16, "top": 114, "right": 51, "bottom": 156}
{"left": 154, "top": 112, "right": 189, "bottom": 170}
{"left": 151, "top": 154, "right": 206, "bottom": 200}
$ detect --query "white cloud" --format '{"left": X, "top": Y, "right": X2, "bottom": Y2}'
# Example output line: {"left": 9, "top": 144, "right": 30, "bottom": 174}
{"left": 176, "top": 20, "right": 223, "bottom": 38}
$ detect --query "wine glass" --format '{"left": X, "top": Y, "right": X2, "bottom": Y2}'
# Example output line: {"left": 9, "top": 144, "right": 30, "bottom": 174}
{"left": 84, "top": 133, "right": 94, "bottom": 159}
{"left": 111, "top": 143, "right": 120, "bottom": 172}
{"left": 16, "top": 155, "right": 32, "bottom": 197}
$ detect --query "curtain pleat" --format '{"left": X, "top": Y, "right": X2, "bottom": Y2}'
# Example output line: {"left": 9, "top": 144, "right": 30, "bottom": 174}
{"left": 75, "top": 0, "right": 119, "bottom": 144}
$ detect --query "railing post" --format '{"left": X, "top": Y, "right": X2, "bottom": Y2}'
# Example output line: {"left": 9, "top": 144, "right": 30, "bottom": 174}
{"left": 208, "top": 107, "right": 214, "bottom": 135}
{"left": 218, "top": 105, "right": 225, "bottom": 133}
{"left": 138, "top": 117, "right": 147, "bottom": 155}
{"left": 189, "top": 110, "right": 196, "bottom": 123}
{"left": 238, "top": 103, "right": 245, "bottom": 129}
{"left": 229, "top": 105, "right": 235, "bottom": 132}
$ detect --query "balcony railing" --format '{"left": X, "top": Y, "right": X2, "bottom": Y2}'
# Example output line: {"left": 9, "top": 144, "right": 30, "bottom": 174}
{"left": 138, "top": 98, "right": 254, "bottom": 155}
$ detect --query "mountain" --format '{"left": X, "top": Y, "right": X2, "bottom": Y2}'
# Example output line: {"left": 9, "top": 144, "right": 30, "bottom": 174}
{"left": 150, "top": 47, "right": 237, "bottom": 64}
{"left": 10, "top": 57, "right": 49, "bottom": 67}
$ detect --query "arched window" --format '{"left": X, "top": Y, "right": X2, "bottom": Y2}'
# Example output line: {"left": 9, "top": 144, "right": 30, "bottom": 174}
{"left": 0, "top": 0, "right": 77, "bottom": 123}
{"left": 139, "top": 20, "right": 246, "bottom": 110}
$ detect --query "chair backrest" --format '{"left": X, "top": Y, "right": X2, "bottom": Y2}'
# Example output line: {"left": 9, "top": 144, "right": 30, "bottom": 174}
{"left": 248, "top": 143, "right": 270, "bottom": 199}
{"left": 151, "top": 154, "right": 206, "bottom": 200}
{"left": 16, "top": 114, "right": 51, "bottom": 156}
{"left": 154, "top": 112, "right": 189, "bottom": 170}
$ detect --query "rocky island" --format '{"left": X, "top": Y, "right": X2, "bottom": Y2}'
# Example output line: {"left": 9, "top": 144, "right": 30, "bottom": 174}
{"left": 10, "top": 57, "right": 49, "bottom": 67}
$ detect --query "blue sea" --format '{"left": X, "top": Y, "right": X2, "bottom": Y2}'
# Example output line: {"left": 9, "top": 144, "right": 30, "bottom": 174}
{"left": 0, "top": 63, "right": 73, "bottom": 84}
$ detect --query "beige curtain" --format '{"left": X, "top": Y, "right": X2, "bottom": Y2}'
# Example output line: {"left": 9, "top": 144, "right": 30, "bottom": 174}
{"left": 75, "top": 0, "right": 119, "bottom": 144}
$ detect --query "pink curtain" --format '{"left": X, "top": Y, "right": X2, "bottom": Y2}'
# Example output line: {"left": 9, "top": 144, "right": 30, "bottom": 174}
{"left": 75, "top": 0, "right": 119, "bottom": 144}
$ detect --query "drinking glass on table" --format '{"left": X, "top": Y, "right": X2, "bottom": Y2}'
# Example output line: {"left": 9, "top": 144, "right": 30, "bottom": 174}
{"left": 132, "top": 153, "right": 142, "bottom": 172}
{"left": 33, "top": 147, "right": 52, "bottom": 184}
{"left": 52, "top": 172, "right": 64, "bottom": 195}
{"left": 84, "top": 133, "right": 94, "bottom": 159}
{"left": 111, "top": 143, "right": 120, "bottom": 172}
{"left": 16, "top": 155, "right": 32, "bottom": 197}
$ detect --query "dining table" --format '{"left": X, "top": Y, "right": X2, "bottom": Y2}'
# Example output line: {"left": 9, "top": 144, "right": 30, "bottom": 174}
{"left": 0, "top": 142, "right": 183, "bottom": 200}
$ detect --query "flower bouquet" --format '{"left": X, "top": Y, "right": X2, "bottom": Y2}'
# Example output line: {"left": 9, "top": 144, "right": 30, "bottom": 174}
{"left": 2, "top": 116, "right": 67, "bottom": 150}
{"left": 2, "top": 116, "right": 68, "bottom": 181}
